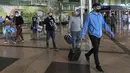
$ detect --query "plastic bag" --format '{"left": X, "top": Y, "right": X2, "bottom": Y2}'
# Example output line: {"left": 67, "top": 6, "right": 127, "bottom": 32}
{"left": 2, "top": 28, "right": 6, "bottom": 35}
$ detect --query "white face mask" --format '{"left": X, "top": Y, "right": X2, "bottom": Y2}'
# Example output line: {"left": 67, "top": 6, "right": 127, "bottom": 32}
{"left": 126, "top": 12, "right": 128, "bottom": 15}
{"left": 75, "top": 12, "right": 79, "bottom": 16}
{"left": 49, "top": 13, "right": 52, "bottom": 16}
{"left": 15, "top": 14, "right": 19, "bottom": 16}
{"left": 10, "top": 16, "right": 13, "bottom": 18}
{"left": 5, "top": 18, "right": 9, "bottom": 21}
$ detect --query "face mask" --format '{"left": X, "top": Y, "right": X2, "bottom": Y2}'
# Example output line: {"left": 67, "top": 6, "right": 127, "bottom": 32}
{"left": 126, "top": 12, "right": 128, "bottom": 15}
{"left": 49, "top": 15, "right": 52, "bottom": 17}
{"left": 49, "top": 13, "right": 52, "bottom": 17}
{"left": 34, "top": 15, "right": 36, "bottom": 17}
{"left": 10, "top": 16, "right": 13, "bottom": 18}
{"left": 95, "top": 6, "right": 101, "bottom": 12}
{"left": 15, "top": 14, "right": 19, "bottom": 16}
{"left": 5, "top": 18, "right": 9, "bottom": 21}
{"left": 95, "top": 9, "right": 100, "bottom": 12}
{"left": 75, "top": 12, "right": 80, "bottom": 16}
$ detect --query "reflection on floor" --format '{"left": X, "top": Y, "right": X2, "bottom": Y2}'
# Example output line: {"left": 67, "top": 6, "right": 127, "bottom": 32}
{"left": 0, "top": 29, "right": 130, "bottom": 73}
{"left": 45, "top": 62, "right": 90, "bottom": 73}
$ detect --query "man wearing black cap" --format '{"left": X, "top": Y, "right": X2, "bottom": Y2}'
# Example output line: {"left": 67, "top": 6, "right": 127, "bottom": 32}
{"left": 81, "top": 3, "right": 115, "bottom": 72}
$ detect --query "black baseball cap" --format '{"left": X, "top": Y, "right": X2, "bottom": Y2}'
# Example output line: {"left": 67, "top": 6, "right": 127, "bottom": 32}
{"left": 92, "top": 3, "right": 101, "bottom": 8}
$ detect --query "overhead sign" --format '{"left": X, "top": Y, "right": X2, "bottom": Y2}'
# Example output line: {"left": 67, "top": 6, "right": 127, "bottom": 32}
{"left": 101, "top": 6, "right": 111, "bottom": 10}
{"left": 69, "top": 0, "right": 80, "bottom": 2}
{"left": 61, "top": 2, "right": 80, "bottom": 11}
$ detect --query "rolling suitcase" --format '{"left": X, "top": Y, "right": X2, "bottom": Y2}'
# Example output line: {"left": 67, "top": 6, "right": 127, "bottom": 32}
{"left": 68, "top": 42, "right": 82, "bottom": 61}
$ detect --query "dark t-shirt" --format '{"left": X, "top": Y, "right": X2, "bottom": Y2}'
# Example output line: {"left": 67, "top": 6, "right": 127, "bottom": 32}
{"left": 43, "top": 17, "right": 55, "bottom": 31}
{"left": 111, "top": 16, "right": 116, "bottom": 24}
{"left": 14, "top": 16, "right": 24, "bottom": 25}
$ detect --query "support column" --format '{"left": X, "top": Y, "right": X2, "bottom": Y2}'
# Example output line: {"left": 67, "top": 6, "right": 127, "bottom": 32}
{"left": 125, "top": 0, "right": 128, "bottom": 4}
{"left": 119, "top": 10, "right": 122, "bottom": 33}
{"left": 92, "top": 0, "right": 99, "bottom": 3}
{"left": 80, "top": 0, "right": 85, "bottom": 25}
{"left": 81, "top": 0, "right": 92, "bottom": 24}
{"left": 88, "top": 0, "right": 92, "bottom": 12}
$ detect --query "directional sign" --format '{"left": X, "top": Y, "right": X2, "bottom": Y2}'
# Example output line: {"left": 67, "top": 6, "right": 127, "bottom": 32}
{"left": 69, "top": 0, "right": 80, "bottom": 2}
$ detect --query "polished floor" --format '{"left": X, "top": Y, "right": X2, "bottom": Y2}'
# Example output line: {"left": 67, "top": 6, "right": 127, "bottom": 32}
{"left": 0, "top": 28, "right": 130, "bottom": 73}
{"left": 0, "top": 57, "right": 18, "bottom": 71}
{"left": 45, "top": 62, "right": 90, "bottom": 73}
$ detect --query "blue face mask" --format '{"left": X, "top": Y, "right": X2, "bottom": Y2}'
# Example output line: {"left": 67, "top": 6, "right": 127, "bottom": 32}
{"left": 75, "top": 12, "right": 80, "bottom": 16}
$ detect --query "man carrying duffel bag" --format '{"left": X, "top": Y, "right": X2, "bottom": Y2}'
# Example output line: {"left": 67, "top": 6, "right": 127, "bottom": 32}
{"left": 67, "top": 10, "right": 83, "bottom": 61}
{"left": 68, "top": 10, "right": 83, "bottom": 50}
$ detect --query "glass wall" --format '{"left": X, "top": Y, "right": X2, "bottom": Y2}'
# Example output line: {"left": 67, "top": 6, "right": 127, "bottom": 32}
{"left": 0, "top": 0, "right": 48, "bottom": 6}
{"left": 99, "top": 0, "right": 130, "bottom": 5}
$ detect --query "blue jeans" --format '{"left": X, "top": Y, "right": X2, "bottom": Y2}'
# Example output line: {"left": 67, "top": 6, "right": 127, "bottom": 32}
{"left": 46, "top": 31, "right": 57, "bottom": 48}
{"left": 5, "top": 31, "right": 14, "bottom": 41}
{"left": 4, "top": 26, "right": 15, "bottom": 41}
{"left": 71, "top": 31, "right": 81, "bottom": 49}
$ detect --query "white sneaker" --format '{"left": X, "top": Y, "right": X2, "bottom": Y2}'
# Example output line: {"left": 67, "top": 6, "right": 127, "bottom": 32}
{"left": 4, "top": 41, "right": 7, "bottom": 44}
{"left": 54, "top": 49, "right": 59, "bottom": 51}
{"left": 13, "top": 41, "right": 16, "bottom": 44}
{"left": 21, "top": 40, "right": 24, "bottom": 43}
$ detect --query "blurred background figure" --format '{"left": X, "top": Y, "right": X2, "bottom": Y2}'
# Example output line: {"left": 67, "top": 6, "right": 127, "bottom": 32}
{"left": 0, "top": 16, "right": 3, "bottom": 31}
{"left": 37, "top": 19, "right": 43, "bottom": 37}
{"left": 110, "top": 13, "right": 117, "bottom": 33}
{"left": 83, "top": 9, "right": 88, "bottom": 24}
{"left": 31, "top": 14, "right": 38, "bottom": 33}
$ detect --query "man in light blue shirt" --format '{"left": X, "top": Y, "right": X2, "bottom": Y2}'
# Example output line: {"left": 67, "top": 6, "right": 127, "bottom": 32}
{"left": 81, "top": 3, "right": 115, "bottom": 72}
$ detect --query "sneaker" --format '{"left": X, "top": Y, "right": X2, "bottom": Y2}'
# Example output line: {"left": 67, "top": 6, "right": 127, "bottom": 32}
{"left": 21, "top": 40, "right": 24, "bottom": 43}
{"left": 4, "top": 41, "right": 7, "bottom": 44}
{"left": 13, "top": 41, "right": 16, "bottom": 44}
{"left": 96, "top": 65, "right": 104, "bottom": 72}
{"left": 54, "top": 48, "right": 58, "bottom": 51}
{"left": 85, "top": 53, "right": 90, "bottom": 64}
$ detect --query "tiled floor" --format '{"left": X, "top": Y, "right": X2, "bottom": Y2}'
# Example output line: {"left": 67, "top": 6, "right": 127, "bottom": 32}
{"left": 0, "top": 57, "right": 18, "bottom": 71}
{"left": 90, "top": 34, "right": 130, "bottom": 73}
{"left": 45, "top": 62, "right": 90, "bottom": 73}
{"left": 0, "top": 29, "right": 130, "bottom": 73}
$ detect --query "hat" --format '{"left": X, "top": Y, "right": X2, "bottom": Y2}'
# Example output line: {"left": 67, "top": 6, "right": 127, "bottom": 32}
{"left": 75, "top": 9, "right": 80, "bottom": 15}
{"left": 92, "top": 3, "right": 100, "bottom": 8}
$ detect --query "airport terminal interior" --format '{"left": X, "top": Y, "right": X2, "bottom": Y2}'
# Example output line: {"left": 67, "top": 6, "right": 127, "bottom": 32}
{"left": 0, "top": 0, "right": 130, "bottom": 73}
